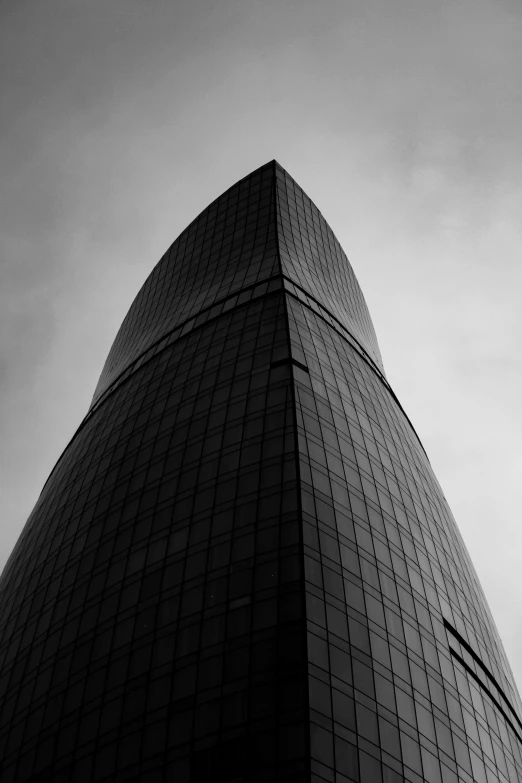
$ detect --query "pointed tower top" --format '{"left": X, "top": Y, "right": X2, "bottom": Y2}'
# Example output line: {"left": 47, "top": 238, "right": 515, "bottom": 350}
{"left": 91, "top": 161, "right": 383, "bottom": 406}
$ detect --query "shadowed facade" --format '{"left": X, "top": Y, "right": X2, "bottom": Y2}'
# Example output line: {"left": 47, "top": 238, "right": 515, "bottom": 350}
{"left": 0, "top": 161, "right": 520, "bottom": 782}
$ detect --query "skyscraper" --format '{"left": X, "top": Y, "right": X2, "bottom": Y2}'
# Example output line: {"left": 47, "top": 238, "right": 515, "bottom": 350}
{"left": 0, "top": 160, "right": 520, "bottom": 783}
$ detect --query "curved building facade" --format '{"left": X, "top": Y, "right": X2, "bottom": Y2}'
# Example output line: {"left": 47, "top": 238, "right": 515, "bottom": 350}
{"left": 0, "top": 161, "right": 520, "bottom": 783}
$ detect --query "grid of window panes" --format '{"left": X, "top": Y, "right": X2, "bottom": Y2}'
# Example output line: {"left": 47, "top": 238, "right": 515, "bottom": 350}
{"left": 0, "top": 292, "right": 310, "bottom": 782}
{"left": 287, "top": 295, "right": 522, "bottom": 783}
{"left": 93, "top": 162, "right": 279, "bottom": 406}
{"left": 274, "top": 163, "right": 384, "bottom": 375}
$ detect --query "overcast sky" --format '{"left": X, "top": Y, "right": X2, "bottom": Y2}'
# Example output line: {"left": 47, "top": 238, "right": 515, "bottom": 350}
{"left": 1, "top": 0, "right": 521, "bottom": 690}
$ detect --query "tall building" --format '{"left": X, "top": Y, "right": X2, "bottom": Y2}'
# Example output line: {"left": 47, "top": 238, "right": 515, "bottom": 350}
{"left": 0, "top": 160, "right": 520, "bottom": 783}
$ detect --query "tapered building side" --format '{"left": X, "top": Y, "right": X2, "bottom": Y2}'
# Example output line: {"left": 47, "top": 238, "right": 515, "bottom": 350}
{"left": 0, "top": 161, "right": 520, "bottom": 783}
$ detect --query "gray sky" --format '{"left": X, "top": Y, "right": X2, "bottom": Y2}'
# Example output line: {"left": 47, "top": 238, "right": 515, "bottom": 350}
{"left": 1, "top": 0, "right": 521, "bottom": 690}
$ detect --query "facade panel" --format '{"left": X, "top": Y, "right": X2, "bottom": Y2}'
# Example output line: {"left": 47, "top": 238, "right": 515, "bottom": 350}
{"left": 0, "top": 161, "right": 520, "bottom": 783}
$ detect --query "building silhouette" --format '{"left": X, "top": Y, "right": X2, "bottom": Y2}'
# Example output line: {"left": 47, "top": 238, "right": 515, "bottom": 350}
{"left": 0, "top": 160, "right": 520, "bottom": 782}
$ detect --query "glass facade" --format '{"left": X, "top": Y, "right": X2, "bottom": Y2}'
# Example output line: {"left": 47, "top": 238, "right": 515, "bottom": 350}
{"left": 0, "top": 160, "right": 520, "bottom": 782}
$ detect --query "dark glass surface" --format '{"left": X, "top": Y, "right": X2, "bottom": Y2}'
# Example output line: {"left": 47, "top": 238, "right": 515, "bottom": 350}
{"left": 0, "top": 161, "right": 520, "bottom": 782}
